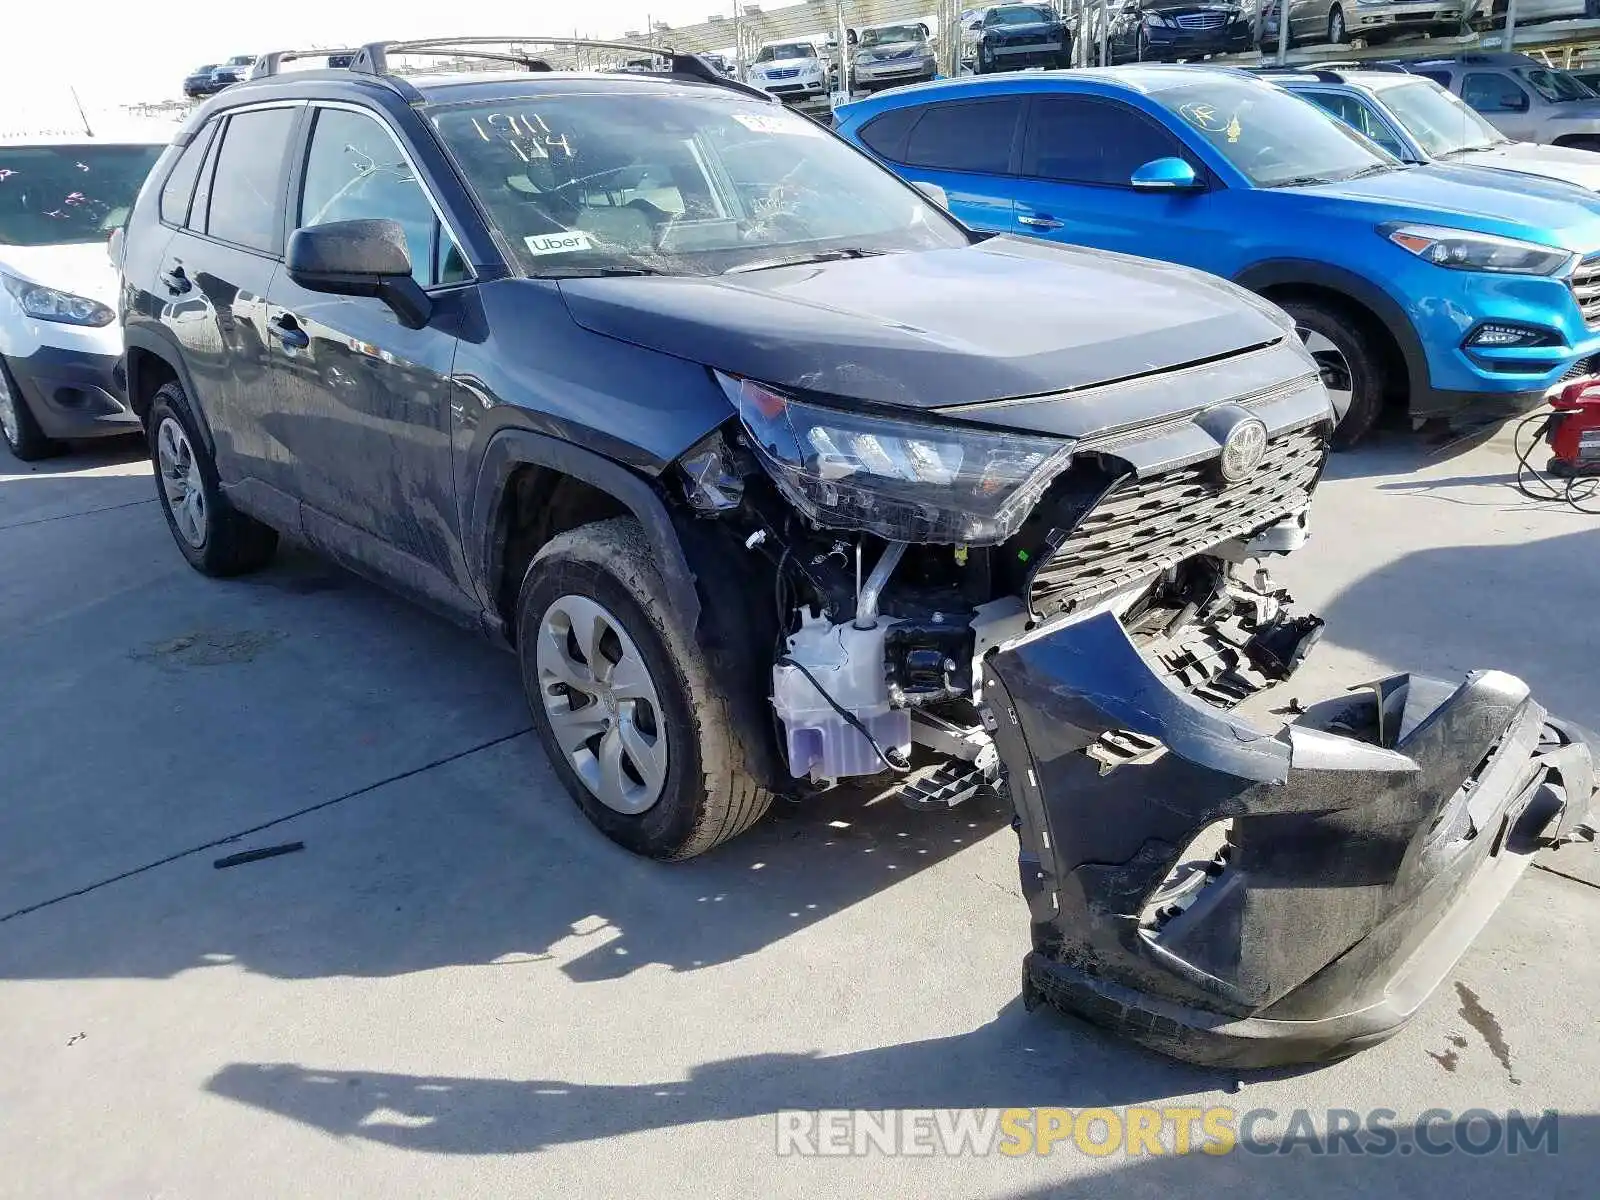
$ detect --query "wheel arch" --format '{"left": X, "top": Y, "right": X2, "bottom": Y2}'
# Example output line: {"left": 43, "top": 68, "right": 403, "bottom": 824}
{"left": 123, "top": 328, "right": 217, "bottom": 454}
{"left": 471, "top": 428, "right": 702, "bottom": 644}
{"left": 1236, "top": 259, "right": 1427, "bottom": 411}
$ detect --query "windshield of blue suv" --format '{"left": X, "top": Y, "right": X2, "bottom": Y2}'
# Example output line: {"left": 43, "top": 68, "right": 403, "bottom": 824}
{"left": 431, "top": 94, "right": 966, "bottom": 277}
{"left": 0, "top": 144, "right": 164, "bottom": 247}
{"left": 1152, "top": 77, "right": 1401, "bottom": 187}
{"left": 1380, "top": 80, "right": 1508, "bottom": 157}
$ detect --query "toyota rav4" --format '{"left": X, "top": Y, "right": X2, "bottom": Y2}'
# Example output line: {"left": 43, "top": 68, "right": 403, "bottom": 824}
{"left": 115, "top": 38, "right": 1597, "bottom": 1068}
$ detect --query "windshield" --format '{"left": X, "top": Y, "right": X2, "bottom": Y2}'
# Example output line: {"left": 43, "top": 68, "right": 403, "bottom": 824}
{"left": 0, "top": 144, "right": 164, "bottom": 247}
{"left": 756, "top": 44, "right": 816, "bottom": 62}
{"left": 1152, "top": 78, "right": 1399, "bottom": 187}
{"left": 987, "top": 6, "right": 1052, "bottom": 24}
{"left": 1517, "top": 66, "right": 1594, "bottom": 103}
{"left": 431, "top": 95, "right": 965, "bottom": 278}
{"left": 1380, "top": 80, "right": 1507, "bottom": 157}
{"left": 861, "top": 25, "right": 927, "bottom": 46}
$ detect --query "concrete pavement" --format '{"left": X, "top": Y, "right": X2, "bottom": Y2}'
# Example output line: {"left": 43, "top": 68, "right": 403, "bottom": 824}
{"left": 0, "top": 426, "right": 1596, "bottom": 1198}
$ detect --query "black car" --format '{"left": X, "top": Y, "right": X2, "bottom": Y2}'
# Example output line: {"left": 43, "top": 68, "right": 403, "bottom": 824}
{"left": 115, "top": 38, "right": 1597, "bottom": 1068}
{"left": 972, "top": 4, "right": 1071, "bottom": 72}
{"left": 1095, "top": 0, "right": 1254, "bottom": 65}
{"left": 183, "top": 64, "right": 224, "bottom": 98}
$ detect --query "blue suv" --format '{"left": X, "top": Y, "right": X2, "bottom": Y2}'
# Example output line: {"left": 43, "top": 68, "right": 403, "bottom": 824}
{"left": 835, "top": 66, "right": 1600, "bottom": 443}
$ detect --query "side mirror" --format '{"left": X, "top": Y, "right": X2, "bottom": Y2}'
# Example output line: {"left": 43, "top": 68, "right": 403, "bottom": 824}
{"left": 285, "top": 218, "right": 432, "bottom": 329}
{"left": 912, "top": 180, "right": 950, "bottom": 208}
{"left": 1130, "top": 157, "right": 1200, "bottom": 192}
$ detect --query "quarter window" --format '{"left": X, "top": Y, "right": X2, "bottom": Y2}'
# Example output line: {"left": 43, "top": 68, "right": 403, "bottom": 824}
{"left": 1023, "top": 97, "right": 1187, "bottom": 186}
{"left": 298, "top": 107, "right": 462, "bottom": 287}
{"left": 1462, "top": 73, "right": 1530, "bottom": 114}
{"left": 902, "top": 99, "right": 1023, "bottom": 175}
{"left": 205, "top": 106, "right": 298, "bottom": 252}
{"left": 159, "top": 123, "right": 215, "bottom": 226}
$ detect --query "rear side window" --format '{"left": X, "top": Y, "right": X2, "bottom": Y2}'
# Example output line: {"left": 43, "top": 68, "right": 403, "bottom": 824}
{"left": 902, "top": 99, "right": 1022, "bottom": 175}
{"left": 205, "top": 106, "right": 298, "bottom": 252}
{"left": 159, "top": 122, "right": 216, "bottom": 225}
{"left": 1413, "top": 70, "right": 1452, "bottom": 88}
{"left": 1023, "top": 97, "right": 1185, "bottom": 186}
{"left": 856, "top": 106, "right": 921, "bottom": 162}
{"left": 1462, "top": 73, "right": 1529, "bottom": 113}
{"left": 1303, "top": 92, "right": 1404, "bottom": 157}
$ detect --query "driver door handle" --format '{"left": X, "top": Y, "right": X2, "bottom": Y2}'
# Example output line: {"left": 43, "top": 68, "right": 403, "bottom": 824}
{"left": 269, "top": 312, "right": 310, "bottom": 350}
{"left": 1017, "top": 213, "right": 1064, "bottom": 230}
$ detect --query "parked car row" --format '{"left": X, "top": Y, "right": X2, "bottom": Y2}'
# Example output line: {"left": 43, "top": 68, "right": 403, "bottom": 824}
{"left": 74, "top": 42, "right": 1596, "bottom": 1072}
{"left": 182, "top": 54, "right": 258, "bottom": 99}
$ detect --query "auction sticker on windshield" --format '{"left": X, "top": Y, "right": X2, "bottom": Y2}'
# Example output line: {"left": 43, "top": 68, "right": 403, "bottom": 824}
{"left": 1178, "top": 102, "right": 1229, "bottom": 133}
{"left": 734, "top": 111, "right": 824, "bottom": 137}
{"left": 524, "top": 231, "right": 595, "bottom": 256}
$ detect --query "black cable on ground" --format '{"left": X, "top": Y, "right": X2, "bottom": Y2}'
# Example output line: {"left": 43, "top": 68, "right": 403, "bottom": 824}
{"left": 1511, "top": 408, "right": 1600, "bottom": 515}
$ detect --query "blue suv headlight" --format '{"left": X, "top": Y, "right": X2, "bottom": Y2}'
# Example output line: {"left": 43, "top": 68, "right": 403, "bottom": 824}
{"left": 1383, "top": 223, "right": 1576, "bottom": 276}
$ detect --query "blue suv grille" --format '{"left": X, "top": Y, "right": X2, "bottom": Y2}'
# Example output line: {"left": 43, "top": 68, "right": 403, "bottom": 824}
{"left": 1573, "top": 255, "right": 1600, "bottom": 329}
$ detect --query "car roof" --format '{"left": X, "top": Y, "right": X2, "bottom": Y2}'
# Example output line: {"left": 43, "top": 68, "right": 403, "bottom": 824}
{"left": 213, "top": 67, "right": 762, "bottom": 108}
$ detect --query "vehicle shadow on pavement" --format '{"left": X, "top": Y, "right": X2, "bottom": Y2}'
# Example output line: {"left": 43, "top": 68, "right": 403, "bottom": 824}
{"left": 202, "top": 999, "right": 1228, "bottom": 1154}
{"left": 1318, "top": 528, "right": 1600, "bottom": 728}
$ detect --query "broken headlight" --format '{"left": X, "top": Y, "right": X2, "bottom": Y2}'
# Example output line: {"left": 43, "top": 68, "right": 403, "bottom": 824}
{"left": 721, "top": 372, "right": 1073, "bottom": 544}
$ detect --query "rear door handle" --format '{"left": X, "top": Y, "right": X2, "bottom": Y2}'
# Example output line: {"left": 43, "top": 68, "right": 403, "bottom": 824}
{"left": 1017, "top": 213, "right": 1064, "bottom": 230}
{"left": 269, "top": 313, "right": 310, "bottom": 350}
{"left": 158, "top": 266, "right": 191, "bottom": 295}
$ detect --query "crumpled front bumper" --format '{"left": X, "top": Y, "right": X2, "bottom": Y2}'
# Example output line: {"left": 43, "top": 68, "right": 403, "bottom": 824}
{"left": 982, "top": 610, "right": 1598, "bottom": 1068}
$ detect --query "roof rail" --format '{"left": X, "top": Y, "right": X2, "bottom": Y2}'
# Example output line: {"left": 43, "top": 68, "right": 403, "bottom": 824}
{"left": 1242, "top": 66, "right": 1351, "bottom": 84}
{"left": 346, "top": 36, "right": 775, "bottom": 102}
{"left": 251, "top": 48, "right": 361, "bottom": 79}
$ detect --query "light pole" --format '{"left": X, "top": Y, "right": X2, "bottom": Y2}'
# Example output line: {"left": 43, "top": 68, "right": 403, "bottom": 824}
{"left": 1277, "top": 0, "right": 1290, "bottom": 65}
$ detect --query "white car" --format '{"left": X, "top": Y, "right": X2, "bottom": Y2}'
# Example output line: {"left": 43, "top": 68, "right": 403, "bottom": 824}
{"left": 745, "top": 41, "right": 829, "bottom": 105}
{"left": 1, "top": 131, "right": 166, "bottom": 460}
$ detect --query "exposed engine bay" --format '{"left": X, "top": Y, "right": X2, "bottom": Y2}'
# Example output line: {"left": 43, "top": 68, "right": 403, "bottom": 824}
{"left": 668, "top": 373, "right": 1598, "bottom": 1068}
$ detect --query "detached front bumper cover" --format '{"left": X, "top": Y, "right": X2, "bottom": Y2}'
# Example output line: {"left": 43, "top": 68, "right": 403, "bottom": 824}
{"left": 983, "top": 611, "right": 1598, "bottom": 1069}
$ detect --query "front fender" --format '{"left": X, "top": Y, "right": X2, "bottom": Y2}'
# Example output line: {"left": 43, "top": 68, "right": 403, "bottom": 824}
{"left": 466, "top": 427, "right": 702, "bottom": 636}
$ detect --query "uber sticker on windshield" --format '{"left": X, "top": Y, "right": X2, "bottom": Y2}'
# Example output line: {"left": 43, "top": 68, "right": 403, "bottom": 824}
{"left": 524, "top": 231, "right": 595, "bottom": 256}
{"left": 733, "top": 112, "right": 823, "bottom": 137}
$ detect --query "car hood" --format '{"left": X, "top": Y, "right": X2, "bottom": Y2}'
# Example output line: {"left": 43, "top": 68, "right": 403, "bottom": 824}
{"left": 1456, "top": 141, "right": 1600, "bottom": 190}
{"left": 557, "top": 237, "right": 1288, "bottom": 422}
{"left": 984, "top": 20, "right": 1060, "bottom": 36}
{"left": 0, "top": 241, "right": 118, "bottom": 306}
{"left": 1546, "top": 100, "right": 1600, "bottom": 123}
{"left": 861, "top": 40, "right": 932, "bottom": 57}
{"left": 1296, "top": 163, "right": 1600, "bottom": 249}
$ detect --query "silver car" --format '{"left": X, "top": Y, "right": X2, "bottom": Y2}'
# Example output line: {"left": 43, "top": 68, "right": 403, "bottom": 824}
{"left": 1259, "top": 0, "right": 1470, "bottom": 47}
{"left": 1276, "top": 67, "right": 1600, "bottom": 187}
{"left": 852, "top": 22, "right": 939, "bottom": 93}
{"left": 1404, "top": 52, "right": 1600, "bottom": 148}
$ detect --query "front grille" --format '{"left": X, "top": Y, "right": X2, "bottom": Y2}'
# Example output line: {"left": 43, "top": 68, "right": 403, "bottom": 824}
{"left": 768, "top": 67, "right": 800, "bottom": 79}
{"left": 1003, "top": 34, "right": 1048, "bottom": 46}
{"left": 1559, "top": 355, "right": 1598, "bottom": 383}
{"left": 1572, "top": 255, "right": 1600, "bottom": 329}
{"left": 1028, "top": 425, "right": 1327, "bottom": 617}
{"left": 1176, "top": 12, "right": 1228, "bottom": 29}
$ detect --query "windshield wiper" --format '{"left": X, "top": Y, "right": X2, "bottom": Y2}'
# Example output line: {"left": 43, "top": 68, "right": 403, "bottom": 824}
{"left": 1341, "top": 164, "right": 1399, "bottom": 181}
{"left": 534, "top": 266, "right": 672, "bottom": 278}
{"left": 724, "top": 247, "right": 889, "bottom": 275}
{"left": 1267, "top": 174, "right": 1338, "bottom": 189}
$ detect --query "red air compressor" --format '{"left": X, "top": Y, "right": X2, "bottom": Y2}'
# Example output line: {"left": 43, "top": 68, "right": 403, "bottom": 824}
{"left": 1547, "top": 378, "right": 1600, "bottom": 476}
{"left": 1515, "top": 378, "right": 1600, "bottom": 512}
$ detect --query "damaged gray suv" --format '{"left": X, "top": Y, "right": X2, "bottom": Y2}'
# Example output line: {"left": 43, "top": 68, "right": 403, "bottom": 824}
{"left": 116, "top": 38, "right": 1597, "bottom": 1068}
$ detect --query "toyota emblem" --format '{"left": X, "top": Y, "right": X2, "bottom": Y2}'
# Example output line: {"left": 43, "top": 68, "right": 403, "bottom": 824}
{"left": 1219, "top": 418, "right": 1269, "bottom": 484}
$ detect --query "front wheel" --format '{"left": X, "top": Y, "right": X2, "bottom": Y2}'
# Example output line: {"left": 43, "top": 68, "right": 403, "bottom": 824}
{"left": 517, "top": 517, "right": 772, "bottom": 861}
{"left": 0, "top": 357, "right": 63, "bottom": 462}
{"left": 1280, "top": 301, "right": 1384, "bottom": 448}
{"left": 1328, "top": 4, "right": 1347, "bottom": 44}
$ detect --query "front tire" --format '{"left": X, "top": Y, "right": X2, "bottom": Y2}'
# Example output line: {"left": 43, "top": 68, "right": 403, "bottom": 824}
{"left": 0, "top": 356, "right": 63, "bottom": 462}
{"left": 1328, "top": 4, "right": 1347, "bottom": 44}
{"left": 1280, "top": 301, "right": 1383, "bottom": 448}
{"left": 517, "top": 517, "right": 772, "bottom": 861}
{"left": 147, "top": 382, "right": 278, "bottom": 575}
